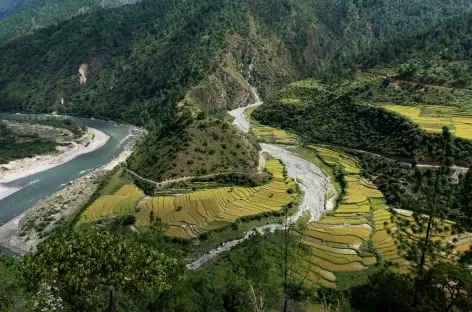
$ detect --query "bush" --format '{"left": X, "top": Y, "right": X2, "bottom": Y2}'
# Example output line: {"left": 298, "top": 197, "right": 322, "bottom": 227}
{"left": 122, "top": 214, "right": 136, "bottom": 226}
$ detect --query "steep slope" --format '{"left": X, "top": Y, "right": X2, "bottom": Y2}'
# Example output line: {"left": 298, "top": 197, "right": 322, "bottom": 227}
{"left": 362, "top": 12, "right": 472, "bottom": 67}
{"left": 254, "top": 14, "right": 472, "bottom": 166}
{"left": 1, "top": 0, "right": 472, "bottom": 181}
{"left": 0, "top": 0, "right": 29, "bottom": 18}
{"left": 0, "top": 0, "right": 140, "bottom": 40}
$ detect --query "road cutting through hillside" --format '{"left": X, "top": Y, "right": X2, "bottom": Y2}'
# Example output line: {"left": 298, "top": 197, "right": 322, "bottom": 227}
{"left": 187, "top": 90, "right": 336, "bottom": 270}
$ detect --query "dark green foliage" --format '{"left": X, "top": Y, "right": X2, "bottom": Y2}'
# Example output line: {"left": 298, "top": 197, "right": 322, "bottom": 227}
{"left": 0, "top": 0, "right": 29, "bottom": 19}
{"left": 24, "top": 231, "right": 177, "bottom": 311}
{"left": 122, "top": 214, "right": 136, "bottom": 226}
{"left": 0, "top": 0, "right": 246, "bottom": 125}
{"left": 362, "top": 12, "right": 472, "bottom": 67}
{"left": 0, "top": 254, "right": 26, "bottom": 311}
{"left": 0, "top": 0, "right": 140, "bottom": 40}
{"left": 456, "top": 168, "right": 472, "bottom": 220}
{"left": 0, "top": 120, "right": 58, "bottom": 164}
{"left": 350, "top": 264, "right": 472, "bottom": 312}
{"left": 254, "top": 96, "right": 434, "bottom": 160}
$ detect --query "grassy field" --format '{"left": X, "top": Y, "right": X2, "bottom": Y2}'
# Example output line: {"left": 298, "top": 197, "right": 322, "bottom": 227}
{"left": 78, "top": 160, "right": 298, "bottom": 239}
{"left": 383, "top": 104, "right": 472, "bottom": 139}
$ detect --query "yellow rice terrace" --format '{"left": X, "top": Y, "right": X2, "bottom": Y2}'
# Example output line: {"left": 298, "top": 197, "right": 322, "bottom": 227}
{"left": 295, "top": 146, "right": 472, "bottom": 289}
{"left": 244, "top": 106, "right": 299, "bottom": 145}
{"left": 293, "top": 146, "right": 383, "bottom": 288}
{"left": 383, "top": 104, "right": 472, "bottom": 140}
{"left": 78, "top": 160, "right": 298, "bottom": 239}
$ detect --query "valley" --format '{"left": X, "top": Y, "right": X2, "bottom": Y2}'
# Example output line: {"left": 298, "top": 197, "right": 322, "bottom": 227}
{"left": 0, "top": 0, "right": 472, "bottom": 311}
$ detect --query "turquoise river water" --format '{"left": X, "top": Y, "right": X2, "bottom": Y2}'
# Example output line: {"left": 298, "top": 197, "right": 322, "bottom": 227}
{"left": 0, "top": 114, "right": 133, "bottom": 225}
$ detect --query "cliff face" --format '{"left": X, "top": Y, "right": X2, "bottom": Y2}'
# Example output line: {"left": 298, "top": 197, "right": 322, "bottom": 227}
{"left": 181, "top": 14, "right": 302, "bottom": 113}
{"left": 78, "top": 64, "right": 88, "bottom": 85}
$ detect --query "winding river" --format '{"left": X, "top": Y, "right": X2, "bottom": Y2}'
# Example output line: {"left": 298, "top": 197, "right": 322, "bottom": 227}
{"left": 0, "top": 114, "right": 134, "bottom": 225}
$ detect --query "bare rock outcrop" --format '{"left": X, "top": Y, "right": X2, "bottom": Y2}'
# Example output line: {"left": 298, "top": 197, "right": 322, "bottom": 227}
{"left": 78, "top": 63, "right": 89, "bottom": 85}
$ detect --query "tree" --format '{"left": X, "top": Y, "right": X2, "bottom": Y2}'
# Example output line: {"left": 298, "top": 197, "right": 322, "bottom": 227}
{"left": 0, "top": 254, "right": 26, "bottom": 312}
{"left": 413, "top": 127, "right": 454, "bottom": 275}
{"left": 418, "top": 262, "right": 472, "bottom": 312}
{"left": 24, "top": 231, "right": 178, "bottom": 311}
{"left": 350, "top": 264, "right": 472, "bottom": 312}
{"left": 280, "top": 210, "right": 314, "bottom": 312}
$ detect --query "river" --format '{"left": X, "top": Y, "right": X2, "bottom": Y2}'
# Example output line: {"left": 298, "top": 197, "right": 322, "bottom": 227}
{"left": 0, "top": 114, "right": 133, "bottom": 226}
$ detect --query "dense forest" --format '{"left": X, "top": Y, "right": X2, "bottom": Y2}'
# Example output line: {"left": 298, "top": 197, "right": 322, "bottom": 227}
{"left": 361, "top": 12, "right": 472, "bottom": 67}
{"left": 1, "top": 0, "right": 472, "bottom": 179}
{"left": 0, "top": 0, "right": 140, "bottom": 40}
{"left": 1, "top": 229, "right": 471, "bottom": 311}
{"left": 1, "top": 0, "right": 471, "bottom": 122}
{"left": 0, "top": 0, "right": 29, "bottom": 18}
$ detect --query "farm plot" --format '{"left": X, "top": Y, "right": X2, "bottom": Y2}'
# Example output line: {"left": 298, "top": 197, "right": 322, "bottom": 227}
{"left": 372, "top": 208, "right": 472, "bottom": 273}
{"left": 244, "top": 106, "right": 299, "bottom": 145}
{"left": 134, "top": 160, "right": 297, "bottom": 238}
{"left": 383, "top": 104, "right": 472, "bottom": 140}
{"left": 78, "top": 184, "right": 145, "bottom": 226}
{"left": 294, "top": 146, "right": 392, "bottom": 288}
{"left": 250, "top": 125, "right": 299, "bottom": 145}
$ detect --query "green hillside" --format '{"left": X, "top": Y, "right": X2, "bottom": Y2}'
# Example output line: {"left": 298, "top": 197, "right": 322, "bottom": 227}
{"left": 0, "top": 0, "right": 139, "bottom": 40}
{"left": 255, "top": 12, "right": 472, "bottom": 163}
{"left": 1, "top": 1, "right": 472, "bottom": 311}
{"left": 0, "top": 0, "right": 29, "bottom": 18}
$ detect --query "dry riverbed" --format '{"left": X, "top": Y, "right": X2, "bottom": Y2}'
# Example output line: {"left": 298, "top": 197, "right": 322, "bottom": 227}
{"left": 188, "top": 89, "right": 336, "bottom": 269}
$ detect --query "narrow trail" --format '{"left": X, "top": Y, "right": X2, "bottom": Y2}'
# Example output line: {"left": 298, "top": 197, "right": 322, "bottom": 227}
{"left": 126, "top": 169, "right": 264, "bottom": 188}
{"left": 316, "top": 143, "right": 469, "bottom": 172}
{"left": 187, "top": 88, "right": 335, "bottom": 270}
{"left": 125, "top": 169, "right": 214, "bottom": 187}
{"left": 363, "top": 71, "right": 472, "bottom": 92}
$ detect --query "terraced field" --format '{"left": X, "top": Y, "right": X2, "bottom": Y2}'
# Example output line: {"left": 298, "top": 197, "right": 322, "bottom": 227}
{"left": 383, "top": 104, "right": 472, "bottom": 139}
{"left": 290, "top": 146, "right": 469, "bottom": 288}
{"left": 244, "top": 106, "right": 299, "bottom": 145}
{"left": 77, "top": 185, "right": 145, "bottom": 226}
{"left": 375, "top": 209, "right": 472, "bottom": 273}
{"left": 294, "top": 146, "right": 386, "bottom": 288}
{"left": 135, "top": 159, "right": 297, "bottom": 238}
{"left": 78, "top": 160, "right": 297, "bottom": 238}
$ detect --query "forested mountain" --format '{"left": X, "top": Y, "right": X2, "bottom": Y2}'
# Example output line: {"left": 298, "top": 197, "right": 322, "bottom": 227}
{"left": 0, "top": 0, "right": 29, "bottom": 19}
{"left": 362, "top": 12, "right": 472, "bottom": 67}
{"left": 0, "top": 0, "right": 140, "bottom": 40}
{"left": 0, "top": 0, "right": 471, "bottom": 179}
{"left": 2, "top": 1, "right": 472, "bottom": 311}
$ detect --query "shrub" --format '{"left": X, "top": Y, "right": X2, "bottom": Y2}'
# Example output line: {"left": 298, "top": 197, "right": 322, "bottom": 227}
{"left": 122, "top": 214, "right": 136, "bottom": 226}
